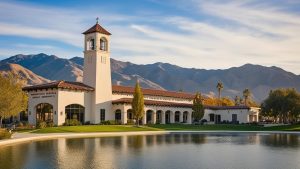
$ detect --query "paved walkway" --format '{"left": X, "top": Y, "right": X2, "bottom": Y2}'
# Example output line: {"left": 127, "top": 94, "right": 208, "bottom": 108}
{"left": 0, "top": 131, "right": 168, "bottom": 146}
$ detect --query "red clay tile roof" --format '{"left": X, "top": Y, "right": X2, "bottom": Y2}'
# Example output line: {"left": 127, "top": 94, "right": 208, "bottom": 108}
{"left": 205, "top": 105, "right": 251, "bottom": 110}
{"left": 112, "top": 98, "right": 253, "bottom": 110}
{"left": 82, "top": 23, "right": 111, "bottom": 35}
{"left": 112, "top": 85, "right": 195, "bottom": 100}
{"left": 22, "top": 80, "right": 94, "bottom": 91}
{"left": 112, "top": 98, "right": 192, "bottom": 108}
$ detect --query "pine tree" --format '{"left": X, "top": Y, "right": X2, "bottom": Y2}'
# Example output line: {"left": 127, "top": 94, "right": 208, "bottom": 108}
{"left": 192, "top": 92, "right": 205, "bottom": 123}
{"left": 131, "top": 81, "right": 144, "bottom": 126}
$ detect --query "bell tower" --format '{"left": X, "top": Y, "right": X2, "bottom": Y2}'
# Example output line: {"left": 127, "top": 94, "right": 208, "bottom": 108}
{"left": 82, "top": 19, "right": 112, "bottom": 123}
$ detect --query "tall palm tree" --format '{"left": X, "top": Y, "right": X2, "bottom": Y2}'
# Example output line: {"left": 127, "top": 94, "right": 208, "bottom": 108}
{"left": 216, "top": 82, "right": 224, "bottom": 106}
{"left": 243, "top": 88, "right": 251, "bottom": 106}
{"left": 234, "top": 96, "right": 240, "bottom": 106}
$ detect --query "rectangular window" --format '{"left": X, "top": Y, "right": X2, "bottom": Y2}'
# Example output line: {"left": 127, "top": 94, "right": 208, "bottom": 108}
{"left": 100, "top": 109, "right": 105, "bottom": 122}
{"left": 209, "top": 114, "right": 215, "bottom": 122}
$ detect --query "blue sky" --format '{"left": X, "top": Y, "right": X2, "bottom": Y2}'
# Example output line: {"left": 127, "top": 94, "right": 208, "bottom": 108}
{"left": 0, "top": 0, "right": 300, "bottom": 74}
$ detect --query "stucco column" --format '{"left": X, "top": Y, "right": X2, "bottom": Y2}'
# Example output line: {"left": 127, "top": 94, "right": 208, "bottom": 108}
{"left": 187, "top": 112, "right": 192, "bottom": 124}
{"left": 122, "top": 110, "right": 127, "bottom": 124}
{"left": 142, "top": 112, "right": 147, "bottom": 125}
{"left": 153, "top": 112, "right": 157, "bottom": 124}
{"left": 170, "top": 112, "right": 175, "bottom": 123}
{"left": 179, "top": 112, "right": 183, "bottom": 123}
{"left": 161, "top": 111, "right": 166, "bottom": 124}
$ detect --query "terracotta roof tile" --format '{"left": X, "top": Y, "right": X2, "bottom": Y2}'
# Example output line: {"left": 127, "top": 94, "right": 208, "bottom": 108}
{"left": 112, "top": 85, "right": 195, "bottom": 100}
{"left": 22, "top": 80, "right": 94, "bottom": 91}
{"left": 205, "top": 105, "right": 251, "bottom": 110}
{"left": 82, "top": 23, "right": 111, "bottom": 35}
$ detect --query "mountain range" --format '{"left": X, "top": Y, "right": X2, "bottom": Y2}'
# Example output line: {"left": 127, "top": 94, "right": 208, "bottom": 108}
{"left": 1, "top": 53, "right": 299, "bottom": 102}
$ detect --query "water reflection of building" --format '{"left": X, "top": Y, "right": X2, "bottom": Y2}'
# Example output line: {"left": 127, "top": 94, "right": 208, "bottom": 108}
{"left": 259, "top": 133, "right": 300, "bottom": 148}
{"left": 3, "top": 133, "right": 300, "bottom": 168}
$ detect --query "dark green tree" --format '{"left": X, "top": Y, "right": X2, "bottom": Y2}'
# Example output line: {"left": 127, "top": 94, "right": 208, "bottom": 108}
{"left": 192, "top": 92, "right": 205, "bottom": 122}
{"left": 261, "top": 88, "right": 300, "bottom": 123}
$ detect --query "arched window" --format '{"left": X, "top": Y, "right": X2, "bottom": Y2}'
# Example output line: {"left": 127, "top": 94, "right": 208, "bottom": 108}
{"left": 65, "top": 104, "right": 85, "bottom": 123}
{"left": 87, "top": 38, "right": 95, "bottom": 50}
{"left": 100, "top": 37, "right": 107, "bottom": 51}
{"left": 165, "top": 110, "right": 171, "bottom": 124}
{"left": 127, "top": 109, "right": 133, "bottom": 120}
{"left": 175, "top": 111, "right": 180, "bottom": 123}
{"left": 36, "top": 103, "right": 53, "bottom": 123}
{"left": 146, "top": 110, "right": 154, "bottom": 124}
{"left": 156, "top": 110, "right": 162, "bottom": 124}
{"left": 183, "top": 111, "right": 188, "bottom": 123}
{"left": 115, "top": 109, "right": 122, "bottom": 124}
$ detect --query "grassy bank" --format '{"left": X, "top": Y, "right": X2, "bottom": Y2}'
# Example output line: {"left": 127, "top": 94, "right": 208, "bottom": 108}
{"left": 24, "top": 124, "right": 300, "bottom": 133}
{"left": 32, "top": 125, "right": 161, "bottom": 133}
{"left": 148, "top": 124, "right": 300, "bottom": 131}
{"left": 0, "top": 129, "right": 12, "bottom": 140}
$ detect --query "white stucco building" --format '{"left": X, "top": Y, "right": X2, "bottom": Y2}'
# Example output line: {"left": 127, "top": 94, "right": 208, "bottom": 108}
{"left": 23, "top": 22, "right": 260, "bottom": 126}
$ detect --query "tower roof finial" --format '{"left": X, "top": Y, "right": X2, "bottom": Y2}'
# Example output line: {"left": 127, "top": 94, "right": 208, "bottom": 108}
{"left": 96, "top": 17, "right": 99, "bottom": 24}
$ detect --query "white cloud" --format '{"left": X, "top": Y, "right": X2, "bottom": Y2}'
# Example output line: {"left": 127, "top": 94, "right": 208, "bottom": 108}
{"left": 0, "top": 0, "right": 299, "bottom": 74}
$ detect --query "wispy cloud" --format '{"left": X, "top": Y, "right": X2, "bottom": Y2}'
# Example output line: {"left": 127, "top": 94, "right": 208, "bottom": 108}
{"left": 0, "top": 0, "right": 299, "bottom": 74}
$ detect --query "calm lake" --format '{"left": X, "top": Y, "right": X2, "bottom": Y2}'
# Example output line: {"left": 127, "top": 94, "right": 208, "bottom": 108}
{"left": 1, "top": 133, "right": 300, "bottom": 169}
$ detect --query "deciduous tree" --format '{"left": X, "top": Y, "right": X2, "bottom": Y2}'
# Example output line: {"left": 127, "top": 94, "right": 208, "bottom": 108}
{"left": 0, "top": 73, "right": 28, "bottom": 127}
{"left": 261, "top": 88, "right": 300, "bottom": 123}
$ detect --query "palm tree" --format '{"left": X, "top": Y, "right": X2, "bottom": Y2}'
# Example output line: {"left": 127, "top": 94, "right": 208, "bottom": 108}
{"left": 234, "top": 96, "right": 240, "bottom": 106}
{"left": 216, "top": 82, "right": 224, "bottom": 105}
{"left": 243, "top": 88, "right": 251, "bottom": 106}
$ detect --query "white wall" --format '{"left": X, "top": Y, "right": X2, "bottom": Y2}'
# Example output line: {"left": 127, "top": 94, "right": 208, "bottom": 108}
{"left": 203, "top": 108, "right": 259, "bottom": 123}
{"left": 57, "top": 89, "right": 92, "bottom": 125}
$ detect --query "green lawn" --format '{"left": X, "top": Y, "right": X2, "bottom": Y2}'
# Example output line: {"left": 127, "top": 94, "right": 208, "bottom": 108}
{"left": 22, "top": 124, "right": 300, "bottom": 134}
{"left": 32, "top": 125, "right": 161, "bottom": 133}
{"left": 148, "top": 124, "right": 300, "bottom": 131}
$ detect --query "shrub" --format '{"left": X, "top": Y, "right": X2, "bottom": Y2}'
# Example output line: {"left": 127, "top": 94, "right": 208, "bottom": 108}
{"left": 37, "top": 121, "right": 47, "bottom": 129}
{"left": 127, "top": 119, "right": 135, "bottom": 125}
{"left": 22, "top": 121, "right": 29, "bottom": 127}
{"left": 100, "top": 121, "right": 108, "bottom": 125}
{"left": 0, "top": 129, "right": 12, "bottom": 140}
{"left": 16, "top": 121, "right": 24, "bottom": 127}
{"left": 63, "top": 119, "right": 81, "bottom": 126}
{"left": 101, "top": 120, "right": 117, "bottom": 125}
{"left": 84, "top": 121, "right": 91, "bottom": 125}
{"left": 47, "top": 122, "right": 55, "bottom": 127}
{"left": 101, "top": 120, "right": 110, "bottom": 125}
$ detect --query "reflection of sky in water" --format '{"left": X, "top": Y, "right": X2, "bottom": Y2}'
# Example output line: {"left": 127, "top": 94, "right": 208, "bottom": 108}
{"left": 0, "top": 133, "right": 300, "bottom": 169}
